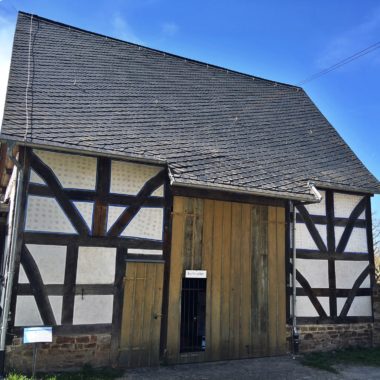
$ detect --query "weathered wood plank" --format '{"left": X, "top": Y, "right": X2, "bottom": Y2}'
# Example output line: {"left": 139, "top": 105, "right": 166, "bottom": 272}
{"left": 166, "top": 196, "right": 186, "bottom": 362}
{"left": 230, "top": 202, "right": 242, "bottom": 359}
{"left": 141, "top": 263, "right": 156, "bottom": 366}
{"left": 151, "top": 263, "right": 164, "bottom": 365}
{"left": 276, "top": 207, "right": 286, "bottom": 354}
{"left": 120, "top": 262, "right": 136, "bottom": 366}
{"left": 239, "top": 203, "right": 252, "bottom": 358}
{"left": 220, "top": 201, "right": 231, "bottom": 359}
{"left": 202, "top": 199, "right": 214, "bottom": 360}
{"left": 183, "top": 198, "right": 194, "bottom": 271}
{"left": 267, "top": 206, "right": 278, "bottom": 355}
{"left": 192, "top": 198, "right": 204, "bottom": 269}
{"left": 210, "top": 200, "right": 223, "bottom": 360}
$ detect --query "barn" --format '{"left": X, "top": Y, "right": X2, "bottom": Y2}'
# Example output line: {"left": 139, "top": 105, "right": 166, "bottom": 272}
{"left": 0, "top": 12, "right": 379, "bottom": 372}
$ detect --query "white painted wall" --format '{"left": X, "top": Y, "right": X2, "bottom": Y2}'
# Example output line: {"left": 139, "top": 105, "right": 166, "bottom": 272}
{"left": 335, "top": 260, "right": 370, "bottom": 289}
{"left": 295, "top": 259, "right": 329, "bottom": 288}
{"left": 18, "top": 245, "right": 67, "bottom": 284}
{"left": 304, "top": 190, "right": 326, "bottom": 216}
{"left": 76, "top": 247, "right": 116, "bottom": 284}
{"left": 73, "top": 295, "right": 114, "bottom": 324}
{"left": 111, "top": 160, "right": 163, "bottom": 196}
{"left": 108, "top": 206, "right": 163, "bottom": 240}
{"left": 290, "top": 296, "right": 330, "bottom": 317}
{"left": 25, "top": 196, "right": 76, "bottom": 233}
{"left": 337, "top": 296, "right": 372, "bottom": 317}
{"left": 30, "top": 150, "right": 97, "bottom": 190}
{"left": 294, "top": 188, "right": 371, "bottom": 318}
{"left": 334, "top": 193, "right": 365, "bottom": 219}
{"left": 335, "top": 226, "right": 368, "bottom": 253}
{"left": 15, "top": 296, "right": 43, "bottom": 326}
{"left": 17, "top": 149, "right": 166, "bottom": 327}
{"left": 295, "top": 223, "right": 327, "bottom": 250}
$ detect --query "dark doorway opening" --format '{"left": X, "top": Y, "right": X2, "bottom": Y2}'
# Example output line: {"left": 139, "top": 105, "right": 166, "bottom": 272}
{"left": 180, "top": 278, "right": 206, "bottom": 353}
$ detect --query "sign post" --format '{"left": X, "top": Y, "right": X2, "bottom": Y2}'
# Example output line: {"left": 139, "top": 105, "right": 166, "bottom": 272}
{"left": 23, "top": 327, "right": 53, "bottom": 377}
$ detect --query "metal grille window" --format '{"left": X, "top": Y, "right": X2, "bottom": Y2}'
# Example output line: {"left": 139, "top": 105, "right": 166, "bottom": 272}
{"left": 180, "top": 278, "right": 206, "bottom": 353}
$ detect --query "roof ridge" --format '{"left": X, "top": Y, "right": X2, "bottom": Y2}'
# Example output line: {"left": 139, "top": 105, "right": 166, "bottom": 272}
{"left": 18, "top": 11, "right": 301, "bottom": 90}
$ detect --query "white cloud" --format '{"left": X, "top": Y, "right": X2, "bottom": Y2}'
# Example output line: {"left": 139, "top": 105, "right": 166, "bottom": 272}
{"left": 0, "top": 14, "right": 14, "bottom": 128}
{"left": 161, "top": 22, "right": 179, "bottom": 37}
{"left": 316, "top": 7, "right": 380, "bottom": 69}
{"left": 112, "top": 13, "right": 143, "bottom": 44}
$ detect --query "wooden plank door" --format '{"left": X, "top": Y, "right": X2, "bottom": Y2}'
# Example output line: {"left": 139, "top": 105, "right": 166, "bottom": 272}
{"left": 119, "top": 261, "right": 164, "bottom": 368}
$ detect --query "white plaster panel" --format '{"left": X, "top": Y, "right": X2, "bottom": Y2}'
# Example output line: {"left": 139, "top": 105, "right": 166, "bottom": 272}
{"left": 34, "top": 149, "right": 97, "bottom": 190}
{"left": 73, "top": 202, "right": 94, "bottom": 230}
{"left": 108, "top": 206, "right": 163, "bottom": 240}
{"left": 295, "top": 223, "right": 327, "bottom": 250}
{"left": 295, "top": 259, "right": 329, "bottom": 288}
{"left": 110, "top": 160, "right": 164, "bottom": 196}
{"left": 49, "top": 296, "right": 63, "bottom": 325}
{"left": 335, "top": 226, "right": 368, "bottom": 253}
{"left": 25, "top": 196, "right": 76, "bottom": 233}
{"left": 15, "top": 296, "right": 43, "bottom": 326}
{"left": 19, "top": 245, "right": 67, "bottom": 284}
{"left": 337, "top": 296, "right": 372, "bottom": 317}
{"left": 128, "top": 249, "right": 163, "bottom": 255}
{"left": 334, "top": 192, "right": 365, "bottom": 219}
{"left": 76, "top": 247, "right": 116, "bottom": 284}
{"left": 290, "top": 296, "right": 330, "bottom": 317}
{"left": 18, "top": 266, "right": 29, "bottom": 284}
{"left": 29, "top": 169, "right": 45, "bottom": 185}
{"left": 335, "top": 261, "right": 371, "bottom": 289}
{"left": 73, "top": 295, "right": 114, "bottom": 324}
{"left": 303, "top": 190, "right": 326, "bottom": 216}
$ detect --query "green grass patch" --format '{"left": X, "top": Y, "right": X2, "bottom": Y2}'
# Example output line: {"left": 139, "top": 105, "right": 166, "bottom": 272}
{"left": 7, "top": 364, "right": 124, "bottom": 380}
{"left": 300, "top": 346, "right": 380, "bottom": 373}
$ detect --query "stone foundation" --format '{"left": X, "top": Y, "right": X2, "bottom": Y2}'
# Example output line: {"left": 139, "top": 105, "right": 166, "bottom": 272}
{"left": 5, "top": 333, "right": 112, "bottom": 373}
{"left": 374, "top": 284, "right": 380, "bottom": 346}
{"left": 296, "top": 323, "right": 373, "bottom": 352}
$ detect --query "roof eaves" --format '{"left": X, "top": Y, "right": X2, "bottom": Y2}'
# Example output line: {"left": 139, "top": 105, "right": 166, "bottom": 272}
{"left": 172, "top": 178, "right": 317, "bottom": 203}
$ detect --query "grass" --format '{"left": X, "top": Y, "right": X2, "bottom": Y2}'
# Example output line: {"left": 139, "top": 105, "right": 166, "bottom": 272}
{"left": 6, "top": 364, "right": 124, "bottom": 380}
{"left": 300, "top": 346, "right": 380, "bottom": 373}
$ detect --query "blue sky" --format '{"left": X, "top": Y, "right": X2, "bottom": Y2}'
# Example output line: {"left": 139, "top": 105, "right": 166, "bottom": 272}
{"left": 0, "top": 0, "right": 379, "bottom": 214}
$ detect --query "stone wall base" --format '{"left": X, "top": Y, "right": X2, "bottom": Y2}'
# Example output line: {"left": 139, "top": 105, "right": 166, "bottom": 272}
{"left": 287, "top": 323, "right": 374, "bottom": 353}
{"left": 5, "top": 333, "right": 112, "bottom": 373}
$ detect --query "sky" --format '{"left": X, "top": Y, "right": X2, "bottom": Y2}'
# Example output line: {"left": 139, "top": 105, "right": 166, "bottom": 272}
{"left": 0, "top": 0, "right": 379, "bottom": 215}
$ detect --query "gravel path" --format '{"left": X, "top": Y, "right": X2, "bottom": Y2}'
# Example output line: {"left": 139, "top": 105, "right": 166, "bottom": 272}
{"left": 118, "top": 355, "right": 380, "bottom": 379}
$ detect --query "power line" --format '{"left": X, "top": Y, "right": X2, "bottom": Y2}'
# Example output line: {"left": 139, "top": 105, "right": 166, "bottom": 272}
{"left": 298, "top": 41, "right": 380, "bottom": 85}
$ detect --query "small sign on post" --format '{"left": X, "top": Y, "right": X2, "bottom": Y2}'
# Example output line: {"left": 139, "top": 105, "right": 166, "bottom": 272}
{"left": 185, "top": 270, "right": 207, "bottom": 278}
{"left": 23, "top": 327, "right": 53, "bottom": 377}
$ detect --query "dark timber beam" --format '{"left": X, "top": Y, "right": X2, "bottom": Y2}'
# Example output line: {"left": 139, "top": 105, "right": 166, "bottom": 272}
{"left": 93, "top": 157, "right": 111, "bottom": 236}
{"left": 326, "top": 190, "right": 337, "bottom": 317}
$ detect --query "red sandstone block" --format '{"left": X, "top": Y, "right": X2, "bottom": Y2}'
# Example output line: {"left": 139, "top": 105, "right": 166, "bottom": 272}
{"left": 76, "top": 336, "right": 90, "bottom": 343}
{"left": 56, "top": 336, "right": 75, "bottom": 344}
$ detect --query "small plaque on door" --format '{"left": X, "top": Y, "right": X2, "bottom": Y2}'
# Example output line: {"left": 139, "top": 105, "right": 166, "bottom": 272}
{"left": 185, "top": 270, "right": 207, "bottom": 278}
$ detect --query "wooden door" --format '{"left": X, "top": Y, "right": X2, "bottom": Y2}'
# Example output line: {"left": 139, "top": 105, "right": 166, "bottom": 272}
{"left": 119, "top": 261, "right": 164, "bottom": 368}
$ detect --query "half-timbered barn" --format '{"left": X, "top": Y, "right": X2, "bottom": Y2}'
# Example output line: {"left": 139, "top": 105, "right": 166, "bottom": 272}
{"left": 0, "top": 12, "right": 379, "bottom": 372}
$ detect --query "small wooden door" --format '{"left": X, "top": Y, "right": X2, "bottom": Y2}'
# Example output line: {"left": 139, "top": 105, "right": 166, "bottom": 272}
{"left": 119, "top": 261, "right": 164, "bottom": 367}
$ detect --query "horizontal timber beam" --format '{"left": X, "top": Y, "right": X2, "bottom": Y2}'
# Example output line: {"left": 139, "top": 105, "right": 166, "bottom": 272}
{"left": 23, "top": 232, "right": 163, "bottom": 250}
{"left": 172, "top": 186, "right": 286, "bottom": 207}
{"left": 28, "top": 183, "right": 164, "bottom": 207}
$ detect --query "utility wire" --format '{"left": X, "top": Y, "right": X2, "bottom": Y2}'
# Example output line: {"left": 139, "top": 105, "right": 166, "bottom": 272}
{"left": 298, "top": 41, "right": 380, "bottom": 85}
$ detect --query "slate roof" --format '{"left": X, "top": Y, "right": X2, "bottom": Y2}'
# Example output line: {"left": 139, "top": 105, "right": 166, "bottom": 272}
{"left": 1, "top": 12, "right": 379, "bottom": 200}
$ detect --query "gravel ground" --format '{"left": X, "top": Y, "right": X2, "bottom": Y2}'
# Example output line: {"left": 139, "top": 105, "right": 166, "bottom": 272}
{"left": 118, "top": 355, "right": 380, "bottom": 380}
